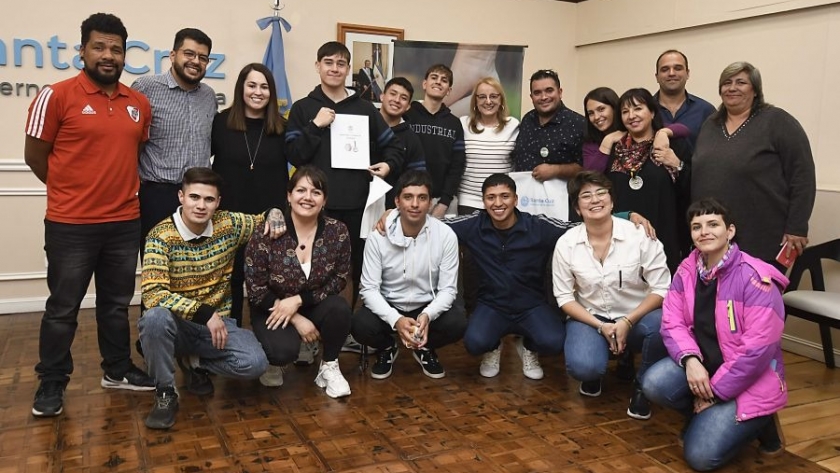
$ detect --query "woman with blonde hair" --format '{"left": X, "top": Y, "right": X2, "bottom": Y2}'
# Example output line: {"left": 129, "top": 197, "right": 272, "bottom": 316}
{"left": 457, "top": 77, "right": 520, "bottom": 214}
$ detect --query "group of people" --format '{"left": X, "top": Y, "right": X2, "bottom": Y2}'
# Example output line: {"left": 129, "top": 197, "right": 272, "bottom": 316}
{"left": 23, "top": 11, "right": 817, "bottom": 472}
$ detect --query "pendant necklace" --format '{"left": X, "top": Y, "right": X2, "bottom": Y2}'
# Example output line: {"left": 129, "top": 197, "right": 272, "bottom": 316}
{"left": 243, "top": 128, "right": 264, "bottom": 171}
{"left": 297, "top": 229, "right": 316, "bottom": 251}
{"left": 628, "top": 172, "right": 644, "bottom": 190}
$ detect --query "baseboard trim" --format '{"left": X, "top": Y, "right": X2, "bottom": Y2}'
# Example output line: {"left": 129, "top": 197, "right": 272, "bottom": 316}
{"left": 781, "top": 333, "right": 840, "bottom": 366}
{"left": 0, "top": 293, "right": 142, "bottom": 315}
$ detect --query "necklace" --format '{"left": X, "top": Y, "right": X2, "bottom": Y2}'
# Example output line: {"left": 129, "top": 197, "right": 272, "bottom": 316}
{"left": 296, "top": 228, "right": 317, "bottom": 251}
{"left": 243, "top": 128, "right": 264, "bottom": 171}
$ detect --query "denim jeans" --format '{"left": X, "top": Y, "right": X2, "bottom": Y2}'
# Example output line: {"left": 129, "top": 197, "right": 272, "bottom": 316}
{"left": 36, "top": 219, "right": 141, "bottom": 382}
{"left": 462, "top": 302, "right": 565, "bottom": 355}
{"left": 564, "top": 309, "right": 666, "bottom": 383}
{"left": 138, "top": 307, "right": 267, "bottom": 388}
{"left": 642, "top": 357, "right": 774, "bottom": 471}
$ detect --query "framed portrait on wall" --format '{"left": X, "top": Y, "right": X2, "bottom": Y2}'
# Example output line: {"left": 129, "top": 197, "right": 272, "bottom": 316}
{"left": 337, "top": 23, "right": 404, "bottom": 104}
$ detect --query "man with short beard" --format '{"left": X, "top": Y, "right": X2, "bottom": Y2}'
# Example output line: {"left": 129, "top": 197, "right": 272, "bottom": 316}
{"left": 24, "top": 12, "right": 155, "bottom": 418}
{"left": 132, "top": 28, "right": 218, "bottom": 238}
{"left": 512, "top": 69, "right": 585, "bottom": 191}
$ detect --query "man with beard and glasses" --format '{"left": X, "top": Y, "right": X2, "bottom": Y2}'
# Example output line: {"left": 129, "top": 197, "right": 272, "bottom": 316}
{"left": 24, "top": 12, "right": 155, "bottom": 419}
{"left": 132, "top": 28, "right": 218, "bottom": 239}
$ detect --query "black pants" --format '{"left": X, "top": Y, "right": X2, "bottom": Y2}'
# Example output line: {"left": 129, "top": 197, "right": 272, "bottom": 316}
{"left": 139, "top": 181, "right": 181, "bottom": 239}
{"left": 351, "top": 303, "right": 467, "bottom": 351}
{"left": 325, "top": 208, "right": 364, "bottom": 308}
{"left": 250, "top": 295, "right": 351, "bottom": 365}
{"left": 456, "top": 205, "right": 482, "bottom": 314}
{"left": 37, "top": 219, "right": 141, "bottom": 382}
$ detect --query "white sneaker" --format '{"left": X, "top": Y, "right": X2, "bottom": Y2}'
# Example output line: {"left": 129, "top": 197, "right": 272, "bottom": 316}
{"left": 259, "top": 365, "right": 284, "bottom": 387}
{"left": 515, "top": 337, "right": 544, "bottom": 380}
{"left": 294, "top": 342, "right": 319, "bottom": 366}
{"left": 479, "top": 346, "right": 502, "bottom": 378}
{"left": 314, "top": 360, "right": 351, "bottom": 398}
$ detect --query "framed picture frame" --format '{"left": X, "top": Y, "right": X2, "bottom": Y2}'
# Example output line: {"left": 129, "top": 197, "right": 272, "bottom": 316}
{"left": 337, "top": 23, "right": 405, "bottom": 104}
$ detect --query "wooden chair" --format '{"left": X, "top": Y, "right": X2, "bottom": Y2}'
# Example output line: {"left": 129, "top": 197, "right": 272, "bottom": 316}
{"left": 783, "top": 238, "right": 840, "bottom": 368}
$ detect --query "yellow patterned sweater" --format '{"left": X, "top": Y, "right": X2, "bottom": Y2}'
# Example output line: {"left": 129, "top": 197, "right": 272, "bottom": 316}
{"left": 142, "top": 211, "right": 264, "bottom": 324}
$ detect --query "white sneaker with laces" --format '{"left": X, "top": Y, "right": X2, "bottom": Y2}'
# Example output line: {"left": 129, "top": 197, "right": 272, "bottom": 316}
{"left": 314, "top": 360, "right": 351, "bottom": 398}
{"left": 515, "top": 337, "right": 544, "bottom": 380}
{"left": 479, "top": 346, "right": 502, "bottom": 378}
{"left": 259, "top": 365, "right": 284, "bottom": 387}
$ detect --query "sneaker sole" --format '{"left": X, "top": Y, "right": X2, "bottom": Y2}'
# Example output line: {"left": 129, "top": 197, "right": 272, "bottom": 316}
{"left": 370, "top": 350, "right": 398, "bottom": 380}
{"left": 100, "top": 378, "right": 156, "bottom": 392}
{"left": 479, "top": 367, "right": 500, "bottom": 378}
{"left": 626, "top": 407, "right": 652, "bottom": 420}
{"left": 579, "top": 387, "right": 602, "bottom": 397}
{"left": 314, "top": 375, "right": 351, "bottom": 398}
{"left": 412, "top": 352, "right": 446, "bottom": 379}
{"left": 32, "top": 406, "right": 63, "bottom": 417}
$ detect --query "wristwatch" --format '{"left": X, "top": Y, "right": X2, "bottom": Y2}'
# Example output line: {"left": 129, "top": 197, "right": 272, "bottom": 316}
{"left": 677, "top": 160, "right": 685, "bottom": 171}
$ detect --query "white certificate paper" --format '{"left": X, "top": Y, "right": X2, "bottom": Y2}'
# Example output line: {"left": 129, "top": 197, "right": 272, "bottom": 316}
{"left": 331, "top": 114, "right": 370, "bottom": 169}
{"left": 360, "top": 176, "right": 392, "bottom": 239}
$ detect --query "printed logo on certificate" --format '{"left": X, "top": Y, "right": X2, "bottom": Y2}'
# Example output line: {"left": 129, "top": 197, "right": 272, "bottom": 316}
{"left": 331, "top": 114, "right": 371, "bottom": 170}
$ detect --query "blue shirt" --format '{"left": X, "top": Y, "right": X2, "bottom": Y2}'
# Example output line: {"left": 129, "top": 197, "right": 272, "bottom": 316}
{"left": 655, "top": 91, "right": 715, "bottom": 149}
{"left": 512, "top": 103, "right": 585, "bottom": 172}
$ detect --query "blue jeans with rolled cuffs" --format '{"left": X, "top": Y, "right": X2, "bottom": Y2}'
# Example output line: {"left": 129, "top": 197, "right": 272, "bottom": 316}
{"left": 564, "top": 309, "right": 666, "bottom": 383}
{"left": 642, "top": 357, "right": 774, "bottom": 471}
{"left": 138, "top": 307, "right": 268, "bottom": 389}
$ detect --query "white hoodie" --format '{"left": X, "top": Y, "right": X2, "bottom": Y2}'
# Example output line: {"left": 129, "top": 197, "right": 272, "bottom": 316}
{"left": 360, "top": 211, "right": 459, "bottom": 329}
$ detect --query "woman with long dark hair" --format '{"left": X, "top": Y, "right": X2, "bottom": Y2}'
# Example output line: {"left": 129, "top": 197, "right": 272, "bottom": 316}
{"left": 212, "top": 63, "right": 288, "bottom": 325}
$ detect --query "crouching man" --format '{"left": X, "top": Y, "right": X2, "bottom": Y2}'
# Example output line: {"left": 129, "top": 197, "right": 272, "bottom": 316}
{"left": 139, "top": 167, "right": 284, "bottom": 429}
{"left": 352, "top": 170, "right": 466, "bottom": 379}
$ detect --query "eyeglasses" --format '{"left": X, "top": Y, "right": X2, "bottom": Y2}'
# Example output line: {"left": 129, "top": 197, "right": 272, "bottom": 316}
{"left": 476, "top": 93, "right": 501, "bottom": 102}
{"left": 180, "top": 49, "right": 210, "bottom": 65}
{"left": 578, "top": 188, "right": 610, "bottom": 202}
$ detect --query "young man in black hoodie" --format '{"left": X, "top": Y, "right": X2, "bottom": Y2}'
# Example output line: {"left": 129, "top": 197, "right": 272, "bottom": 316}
{"left": 285, "top": 41, "right": 404, "bottom": 311}
{"left": 404, "top": 64, "right": 466, "bottom": 219}
{"left": 379, "top": 77, "right": 425, "bottom": 208}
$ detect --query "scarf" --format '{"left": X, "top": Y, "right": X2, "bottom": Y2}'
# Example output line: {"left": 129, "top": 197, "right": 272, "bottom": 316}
{"left": 611, "top": 134, "right": 677, "bottom": 182}
{"left": 697, "top": 243, "right": 735, "bottom": 285}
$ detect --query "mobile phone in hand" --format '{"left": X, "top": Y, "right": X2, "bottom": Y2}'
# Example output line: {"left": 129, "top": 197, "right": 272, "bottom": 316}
{"left": 776, "top": 241, "right": 798, "bottom": 268}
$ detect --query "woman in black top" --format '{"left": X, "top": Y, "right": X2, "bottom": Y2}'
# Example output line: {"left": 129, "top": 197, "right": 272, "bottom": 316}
{"left": 212, "top": 63, "right": 288, "bottom": 325}
{"left": 607, "top": 88, "right": 692, "bottom": 273}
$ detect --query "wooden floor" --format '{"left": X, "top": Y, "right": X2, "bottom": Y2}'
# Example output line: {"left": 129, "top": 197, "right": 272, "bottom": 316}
{"left": 1, "top": 308, "right": 839, "bottom": 472}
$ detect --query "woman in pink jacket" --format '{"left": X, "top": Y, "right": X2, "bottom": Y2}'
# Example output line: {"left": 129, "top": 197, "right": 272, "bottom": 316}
{"left": 641, "top": 198, "right": 788, "bottom": 471}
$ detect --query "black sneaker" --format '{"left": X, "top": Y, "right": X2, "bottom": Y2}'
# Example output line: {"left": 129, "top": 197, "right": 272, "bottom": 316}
{"left": 579, "top": 379, "right": 602, "bottom": 397}
{"left": 145, "top": 386, "right": 179, "bottom": 430}
{"left": 371, "top": 343, "right": 398, "bottom": 379}
{"left": 627, "top": 388, "right": 652, "bottom": 420}
{"left": 101, "top": 365, "right": 155, "bottom": 391}
{"left": 177, "top": 357, "right": 214, "bottom": 396}
{"left": 413, "top": 348, "right": 445, "bottom": 379}
{"left": 32, "top": 380, "right": 67, "bottom": 417}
